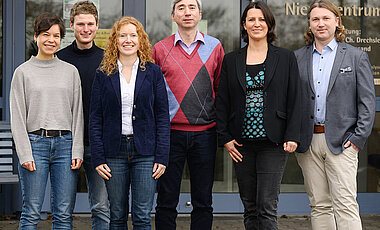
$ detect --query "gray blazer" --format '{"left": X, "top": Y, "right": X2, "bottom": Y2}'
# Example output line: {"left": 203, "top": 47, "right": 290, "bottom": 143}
{"left": 295, "top": 42, "right": 375, "bottom": 154}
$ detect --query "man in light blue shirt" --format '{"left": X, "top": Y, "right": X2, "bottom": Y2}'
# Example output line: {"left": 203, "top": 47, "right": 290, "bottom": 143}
{"left": 294, "top": 0, "right": 375, "bottom": 229}
{"left": 312, "top": 38, "right": 338, "bottom": 125}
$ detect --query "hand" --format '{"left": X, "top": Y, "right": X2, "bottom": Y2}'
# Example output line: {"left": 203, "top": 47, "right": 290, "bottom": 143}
{"left": 152, "top": 163, "right": 166, "bottom": 179}
{"left": 22, "top": 161, "right": 36, "bottom": 171}
{"left": 283, "top": 141, "right": 298, "bottom": 153}
{"left": 224, "top": 140, "right": 243, "bottom": 162}
{"left": 344, "top": 141, "right": 360, "bottom": 152}
{"left": 96, "top": 164, "right": 112, "bottom": 180}
{"left": 71, "top": 159, "right": 83, "bottom": 170}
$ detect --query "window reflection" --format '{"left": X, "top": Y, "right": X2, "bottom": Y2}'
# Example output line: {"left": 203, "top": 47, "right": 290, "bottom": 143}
{"left": 367, "top": 112, "right": 380, "bottom": 193}
{"left": 146, "top": 0, "right": 240, "bottom": 54}
{"left": 26, "top": 0, "right": 62, "bottom": 59}
{"left": 25, "top": 0, "right": 122, "bottom": 59}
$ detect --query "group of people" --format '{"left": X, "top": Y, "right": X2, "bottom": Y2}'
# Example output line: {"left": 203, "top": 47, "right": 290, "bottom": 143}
{"left": 9, "top": 0, "right": 375, "bottom": 230}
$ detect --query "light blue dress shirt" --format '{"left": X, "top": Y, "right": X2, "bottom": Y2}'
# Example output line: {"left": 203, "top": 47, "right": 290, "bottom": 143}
{"left": 312, "top": 38, "right": 338, "bottom": 125}
{"left": 174, "top": 30, "right": 205, "bottom": 54}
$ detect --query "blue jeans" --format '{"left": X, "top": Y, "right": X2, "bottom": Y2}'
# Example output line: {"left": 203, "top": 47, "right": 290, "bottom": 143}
{"left": 105, "top": 136, "right": 156, "bottom": 230}
{"left": 234, "top": 140, "right": 288, "bottom": 230}
{"left": 155, "top": 128, "right": 217, "bottom": 230}
{"left": 84, "top": 145, "right": 110, "bottom": 230}
{"left": 18, "top": 133, "right": 79, "bottom": 230}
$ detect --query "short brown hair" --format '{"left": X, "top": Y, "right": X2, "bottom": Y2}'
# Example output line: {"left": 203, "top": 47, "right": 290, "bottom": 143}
{"left": 34, "top": 13, "right": 65, "bottom": 38}
{"left": 241, "top": 1, "right": 277, "bottom": 44}
{"left": 70, "top": 1, "right": 98, "bottom": 24}
{"left": 304, "top": 0, "right": 346, "bottom": 45}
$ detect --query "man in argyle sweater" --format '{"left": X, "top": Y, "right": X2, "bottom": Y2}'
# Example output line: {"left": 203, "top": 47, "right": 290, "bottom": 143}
{"left": 152, "top": 0, "right": 224, "bottom": 230}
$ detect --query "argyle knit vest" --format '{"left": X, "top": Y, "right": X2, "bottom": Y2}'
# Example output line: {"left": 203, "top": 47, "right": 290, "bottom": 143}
{"left": 152, "top": 34, "right": 224, "bottom": 131}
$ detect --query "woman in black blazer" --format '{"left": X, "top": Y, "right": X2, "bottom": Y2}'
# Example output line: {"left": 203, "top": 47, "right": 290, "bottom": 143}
{"left": 216, "top": 2, "right": 301, "bottom": 229}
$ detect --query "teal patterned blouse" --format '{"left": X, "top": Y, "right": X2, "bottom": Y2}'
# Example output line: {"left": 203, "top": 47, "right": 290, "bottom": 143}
{"left": 241, "top": 64, "right": 267, "bottom": 139}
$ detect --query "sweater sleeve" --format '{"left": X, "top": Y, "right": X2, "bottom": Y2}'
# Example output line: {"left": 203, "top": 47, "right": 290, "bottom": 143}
{"left": 213, "top": 43, "right": 225, "bottom": 96}
{"left": 10, "top": 67, "right": 34, "bottom": 165}
{"left": 71, "top": 68, "right": 84, "bottom": 160}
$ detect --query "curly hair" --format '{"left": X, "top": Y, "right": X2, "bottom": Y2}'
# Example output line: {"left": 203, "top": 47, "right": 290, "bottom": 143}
{"left": 304, "top": 0, "right": 346, "bottom": 45}
{"left": 100, "top": 16, "right": 154, "bottom": 76}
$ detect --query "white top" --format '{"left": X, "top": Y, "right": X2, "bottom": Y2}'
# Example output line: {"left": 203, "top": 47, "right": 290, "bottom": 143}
{"left": 118, "top": 58, "right": 139, "bottom": 135}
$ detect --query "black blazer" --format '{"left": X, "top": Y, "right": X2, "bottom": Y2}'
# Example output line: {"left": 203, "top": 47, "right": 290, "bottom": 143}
{"left": 216, "top": 44, "right": 301, "bottom": 146}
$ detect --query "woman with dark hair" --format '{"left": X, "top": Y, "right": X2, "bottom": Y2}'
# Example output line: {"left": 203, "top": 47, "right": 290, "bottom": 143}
{"left": 216, "top": 2, "right": 301, "bottom": 229}
{"left": 89, "top": 16, "right": 170, "bottom": 229}
{"left": 10, "top": 13, "right": 83, "bottom": 229}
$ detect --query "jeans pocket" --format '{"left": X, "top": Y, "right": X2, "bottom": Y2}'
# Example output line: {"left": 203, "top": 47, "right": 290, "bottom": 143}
{"left": 28, "top": 133, "right": 42, "bottom": 143}
{"left": 344, "top": 146, "right": 359, "bottom": 160}
{"left": 60, "top": 132, "right": 73, "bottom": 142}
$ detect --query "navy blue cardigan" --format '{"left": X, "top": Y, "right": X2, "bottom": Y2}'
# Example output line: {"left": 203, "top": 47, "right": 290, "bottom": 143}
{"left": 89, "top": 62, "right": 170, "bottom": 168}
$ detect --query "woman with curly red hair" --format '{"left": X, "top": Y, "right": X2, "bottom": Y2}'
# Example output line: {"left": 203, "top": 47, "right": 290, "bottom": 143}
{"left": 89, "top": 16, "right": 170, "bottom": 229}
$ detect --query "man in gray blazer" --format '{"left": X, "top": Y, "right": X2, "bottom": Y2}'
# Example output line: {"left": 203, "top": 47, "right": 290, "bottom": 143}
{"left": 294, "top": 0, "right": 375, "bottom": 229}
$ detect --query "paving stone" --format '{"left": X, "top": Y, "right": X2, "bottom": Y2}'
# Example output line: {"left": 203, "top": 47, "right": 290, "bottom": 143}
{"left": 0, "top": 214, "right": 378, "bottom": 229}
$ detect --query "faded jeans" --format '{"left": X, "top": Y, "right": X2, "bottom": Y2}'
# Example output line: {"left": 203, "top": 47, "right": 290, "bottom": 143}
{"left": 18, "top": 133, "right": 78, "bottom": 230}
{"left": 84, "top": 145, "right": 110, "bottom": 230}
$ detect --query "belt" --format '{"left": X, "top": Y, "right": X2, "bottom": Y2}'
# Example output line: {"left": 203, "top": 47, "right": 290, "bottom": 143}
{"left": 30, "top": 129, "right": 70, "bottom": 137}
{"left": 122, "top": 134, "right": 134, "bottom": 140}
{"left": 314, "top": 125, "right": 325, "bottom": 133}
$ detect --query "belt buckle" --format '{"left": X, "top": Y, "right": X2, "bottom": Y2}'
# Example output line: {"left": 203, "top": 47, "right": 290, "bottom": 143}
{"left": 45, "top": 130, "right": 54, "bottom": 138}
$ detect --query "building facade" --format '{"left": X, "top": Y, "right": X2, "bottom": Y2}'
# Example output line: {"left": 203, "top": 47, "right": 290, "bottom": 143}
{"left": 0, "top": 0, "right": 379, "bottom": 215}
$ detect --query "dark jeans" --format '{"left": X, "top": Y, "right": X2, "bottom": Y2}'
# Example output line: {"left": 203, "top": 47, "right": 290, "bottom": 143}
{"left": 234, "top": 140, "right": 288, "bottom": 230}
{"left": 105, "top": 137, "right": 156, "bottom": 230}
{"left": 155, "top": 128, "right": 217, "bottom": 230}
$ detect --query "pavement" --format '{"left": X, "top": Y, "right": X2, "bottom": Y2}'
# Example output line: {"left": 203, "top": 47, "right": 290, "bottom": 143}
{"left": 0, "top": 214, "right": 379, "bottom": 230}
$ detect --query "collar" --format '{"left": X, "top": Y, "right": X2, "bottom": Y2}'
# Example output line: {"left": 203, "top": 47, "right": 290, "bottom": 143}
{"left": 72, "top": 40, "right": 97, "bottom": 55}
{"left": 174, "top": 30, "right": 204, "bottom": 46}
{"left": 117, "top": 58, "right": 140, "bottom": 71}
{"left": 313, "top": 38, "right": 338, "bottom": 53}
{"left": 30, "top": 55, "right": 59, "bottom": 68}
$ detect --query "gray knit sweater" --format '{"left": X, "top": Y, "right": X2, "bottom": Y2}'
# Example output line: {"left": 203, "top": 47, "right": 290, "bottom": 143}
{"left": 10, "top": 56, "right": 84, "bottom": 164}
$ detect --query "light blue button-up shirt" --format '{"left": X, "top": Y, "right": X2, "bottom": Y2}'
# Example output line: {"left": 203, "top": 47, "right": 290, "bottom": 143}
{"left": 174, "top": 30, "right": 204, "bottom": 54}
{"left": 312, "top": 38, "right": 338, "bottom": 125}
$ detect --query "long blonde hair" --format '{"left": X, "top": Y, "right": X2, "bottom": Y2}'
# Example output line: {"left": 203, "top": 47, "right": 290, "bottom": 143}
{"left": 99, "top": 16, "right": 154, "bottom": 75}
{"left": 304, "top": 0, "right": 346, "bottom": 45}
